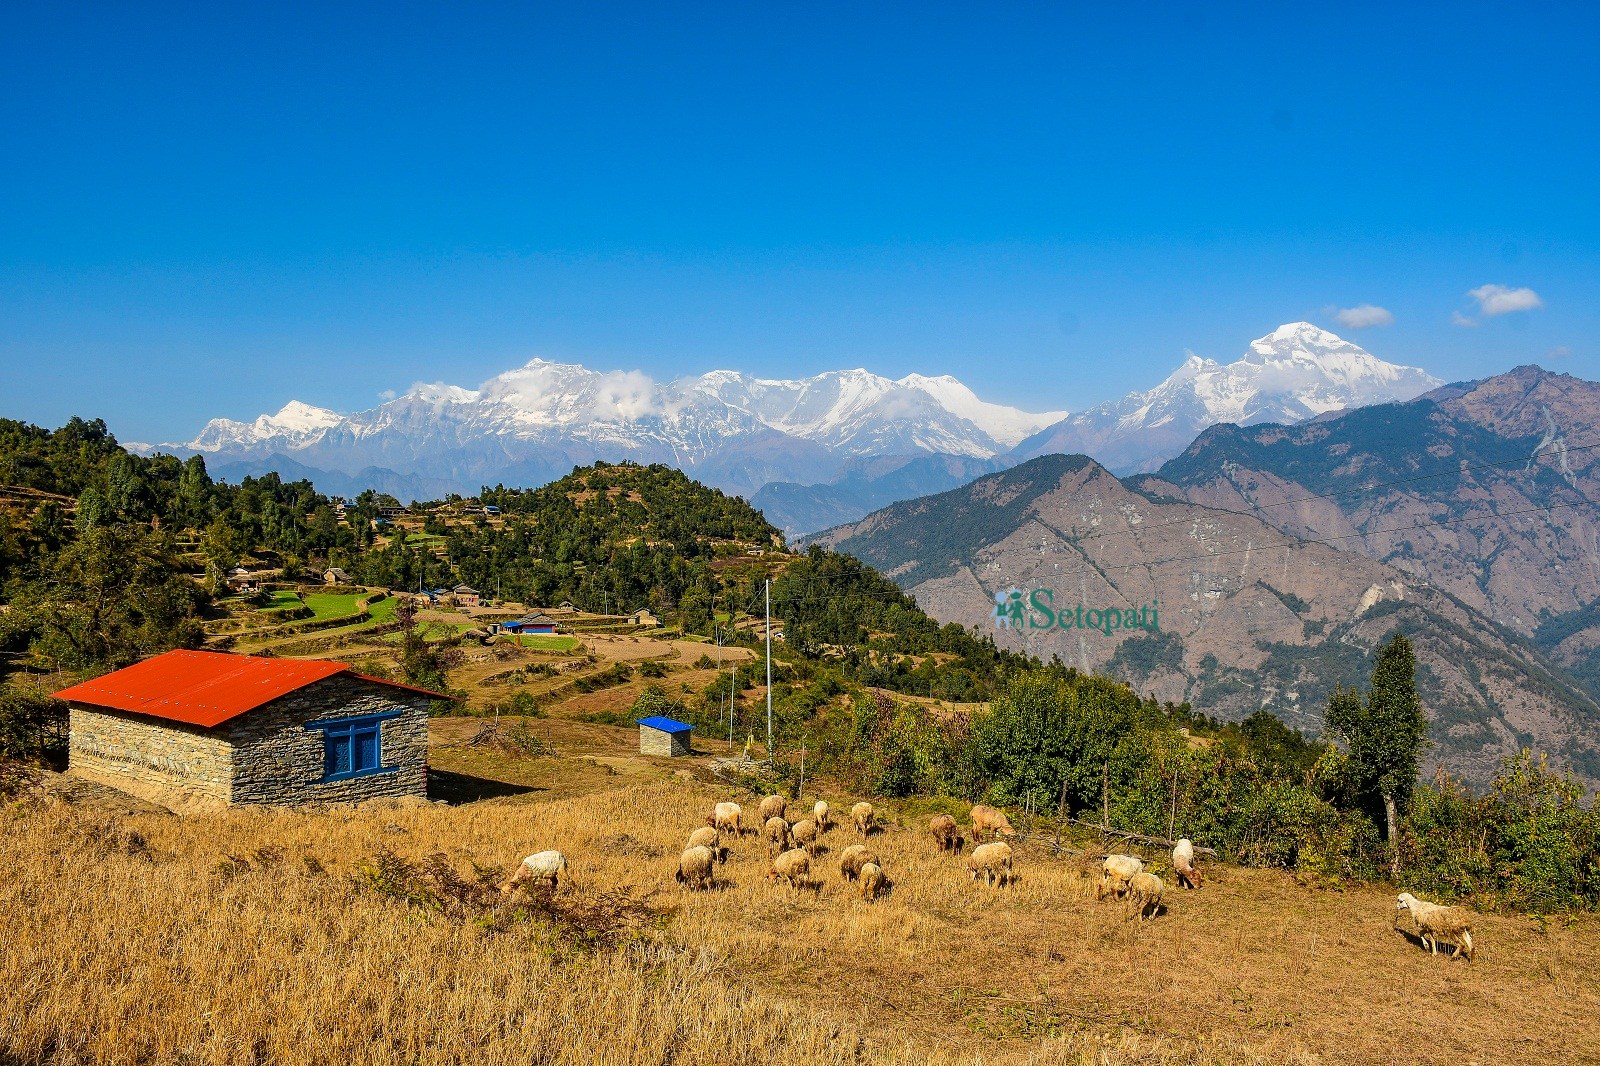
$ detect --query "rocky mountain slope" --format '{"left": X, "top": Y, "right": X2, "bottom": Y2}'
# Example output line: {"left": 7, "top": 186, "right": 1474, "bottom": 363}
{"left": 1145, "top": 364, "right": 1600, "bottom": 697}
{"left": 1013, "top": 323, "right": 1441, "bottom": 474}
{"left": 178, "top": 361, "right": 1064, "bottom": 499}
{"left": 812, "top": 454, "right": 1600, "bottom": 785}
{"left": 751, "top": 453, "right": 1009, "bottom": 537}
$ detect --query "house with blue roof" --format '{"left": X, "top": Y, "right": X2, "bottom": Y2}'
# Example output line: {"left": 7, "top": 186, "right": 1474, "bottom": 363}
{"left": 637, "top": 715, "right": 692, "bottom": 757}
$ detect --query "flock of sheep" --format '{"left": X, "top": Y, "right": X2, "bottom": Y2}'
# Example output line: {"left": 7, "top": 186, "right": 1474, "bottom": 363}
{"left": 498, "top": 797, "right": 1476, "bottom": 961}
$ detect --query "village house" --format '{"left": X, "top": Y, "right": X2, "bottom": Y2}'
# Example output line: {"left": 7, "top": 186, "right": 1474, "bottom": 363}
{"left": 637, "top": 715, "right": 692, "bottom": 757}
{"left": 501, "top": 612, "right": 558, "bottom": 636}
{"left": 54, "top": 650, "right": 448, "bottom": 808}
{"left": 323, "top": 567, "right": 352, "bottom": 585}
{"left": 451, "top": 584, "right": 481, "bottom": 608}
{"left": 629, "top": 608, "right": 660, "bottom": 628}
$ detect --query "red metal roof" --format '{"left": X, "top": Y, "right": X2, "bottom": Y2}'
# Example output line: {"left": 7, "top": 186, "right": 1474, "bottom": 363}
{"left": 53, "top": 650, "right": 452, "bottom": 729}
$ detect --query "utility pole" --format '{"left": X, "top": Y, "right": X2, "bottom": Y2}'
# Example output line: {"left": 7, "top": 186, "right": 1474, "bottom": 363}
{"left": 771, "top": 576, "right": 777, "bottom": 758}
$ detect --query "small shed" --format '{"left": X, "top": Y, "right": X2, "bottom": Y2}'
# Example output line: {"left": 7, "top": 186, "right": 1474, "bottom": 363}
{"left": 54, "top": 650, "right": 452, "bottom": 808}
{"left": 629, "top": 608, "right": 660, "bottom": 628}
{"left": 637, "top": 715, "right": 692, "bottom": 757}
{"left": 323, "top": 567, "right": 352, "bottom": 585}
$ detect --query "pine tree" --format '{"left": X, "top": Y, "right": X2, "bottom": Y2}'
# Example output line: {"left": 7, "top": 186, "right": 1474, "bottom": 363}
{"left": 1324, "top": 634, "right": 1428, "bottom": 875}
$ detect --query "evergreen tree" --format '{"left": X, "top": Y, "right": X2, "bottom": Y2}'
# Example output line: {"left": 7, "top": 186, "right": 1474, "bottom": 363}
{"left": 1324, "top": 634, "right": 1428, "bottom": 874}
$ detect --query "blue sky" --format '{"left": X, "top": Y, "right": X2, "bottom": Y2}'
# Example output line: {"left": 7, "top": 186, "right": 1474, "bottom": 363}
{"left": 3, "top": 2, "right": 1597, "bottom": 443}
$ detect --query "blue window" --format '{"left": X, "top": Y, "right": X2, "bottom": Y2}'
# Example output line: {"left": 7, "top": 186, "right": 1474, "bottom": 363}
{"left": 312, "top": 712, "right": 400, "bottom": 782}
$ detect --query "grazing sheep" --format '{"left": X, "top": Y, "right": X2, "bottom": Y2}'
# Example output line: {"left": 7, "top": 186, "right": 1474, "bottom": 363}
{"left": 1098, "top": 854, "right": 1144, "bottom": 901}
{"left": 969, "top": 804, "right": 1016, "bottom": 843}
{"left": 930, "top": 813, "right": 960, "bottom": 853}
{"left": 1127, "top": 871, "right": 1164, "bottom": 920}
{"left": 791, "top": 817, "right": 820, "bottom": 856}
{"left": 499, "top": 850, "right": 567, "bottom": 894}
{"left": 687, "top": 826, "right": 724, "bottom": 863}
{"left": 860, "top": 862, "right": 886, "bottom": 901}
{"left": 765, "top": 816, "right": 793, "bottom": 857}
{"left": 852, "top": 801, "right": 875, "bottom": 838}
{"left": 966, "top": 841, "right": 1015, "bottom": 887}
{"left": 1396, "top": 892, "right": 1475, "bottom": 962}
{"left": 838, "top": 843, "right": 880, "bottom": 882}
{"left": 707, "top": 801, "right": 743, "bottom": 838}
{"left": 1172, "top": 838, "right": 1203, "bottom": 889}
{"left": 813, "top": 799, "right": 830, "bottom": 832}
{"left": 758, "top": 794, "right": 788, "bottom": 823}
{"left": 767, "top": 847, "right": 811, "bottom": 889}
{"left": 675, "top": 845, "right": 716, "bottom": 891}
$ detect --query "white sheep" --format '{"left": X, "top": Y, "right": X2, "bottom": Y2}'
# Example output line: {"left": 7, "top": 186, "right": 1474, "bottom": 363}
{"left": 791, "top": 817, "right": 820, "bottom": 856}
{"left": 499, "top": 850, "right": 567, "bottom": 894}
{"left": 838, "top": 843, "right": 879, "bottom": 882}
{"left": 859, "top": 861, "right": 886, "bottom": 901}
{"left": 813, "top": 799, "right": 830, "bottom": 832}
{"left": 686, "top": 825, "right": 724, "bottom": 863}
{"left": 1172, "top": 838, "right": 1202, "bottom": 889}
{"left": 966, "top": 842, "right": 1014, "bottom": 887}
{"left": 1396, "top": 892, "right": 1475, "bottom": 962}
{"left": 675, "top": 845, "right": 716, "bottom": 891}
{"left": 707, "top": 801, "right": 744, "bottom": 837}
{"left": 852, "top": 801, "right": 875, "bottom": 838}
{"left": 757, "top": 794, "right": 788, "bottom": 823}
{"left": 1127, "top": 871, "right": 1164, "bottom": 920}
{"left": 768, "top": 847, "right": 811, "bottom": 889}
{"left": 1098, "top": 854, "right": 1143, "bottom": 901}
{"left": 969, "top": 804, "right": 1016, "bottom": 843}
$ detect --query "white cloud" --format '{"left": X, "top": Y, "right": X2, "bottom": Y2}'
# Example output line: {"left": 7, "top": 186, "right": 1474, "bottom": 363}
{"left": 379, "top": 389, "right": 397, "bottom": 401}
{"left": 1334, "top": 304, "right": 1394, "bottom": 329}
{"left": 1548, "top": 346, "right": 1572, "bottom": 360}
{"left": 1451, "top": 311, "right": 1479, "bottom": 328}
{"left": 1468, "top": 284, "right": 1544, "bottom": 316}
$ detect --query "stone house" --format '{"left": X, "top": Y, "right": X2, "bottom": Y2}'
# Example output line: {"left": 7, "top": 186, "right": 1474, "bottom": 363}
{"left": 54, "top": 650, "right": 449, "bottom": 808}
{"left": 637, "top": 715, "right": 692, "bottom": 757}
{"left": 629, "top": 608, "right": 660, "bottom": 628}
{"left": 451, "top": 584, "right": 481, "bottom": 607}
{"left": 323, "top": 567, "right": 352, "bottom": 585}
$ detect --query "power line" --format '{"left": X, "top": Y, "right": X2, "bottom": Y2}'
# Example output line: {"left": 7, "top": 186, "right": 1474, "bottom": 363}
{"left": 1072, "top": 436, "right": 1600, "bottom": 549}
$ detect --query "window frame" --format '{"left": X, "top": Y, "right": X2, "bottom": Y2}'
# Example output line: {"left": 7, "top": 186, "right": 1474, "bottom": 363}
{"left": 310, "top": 711, "right": 402, "bottom": 782}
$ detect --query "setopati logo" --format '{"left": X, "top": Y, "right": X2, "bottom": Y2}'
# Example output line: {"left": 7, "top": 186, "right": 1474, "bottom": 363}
{"left": 993, "top": 588, "right": 1158, "bottom": 635}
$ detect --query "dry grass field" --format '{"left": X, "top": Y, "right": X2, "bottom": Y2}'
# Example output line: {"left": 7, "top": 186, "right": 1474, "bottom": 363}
{"left": 5, "top": 768, "right": 1599, "bottom": 1066}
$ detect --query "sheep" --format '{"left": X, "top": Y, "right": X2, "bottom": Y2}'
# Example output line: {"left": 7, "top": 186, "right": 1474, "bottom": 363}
{"left": 838, "top": 843, "right": 880, "bottom": 882}
{"left": 1172, "top": 838, "right": 1203, "bottom": 890}
{"left": 969, "top": 804, "right": 1016, "bottom": 843}
{"left": 767, "top": 847, "right": 811, "bottom": 889}
{"left": 930, "top": 813, "right": 960, "bottom": 853}
{"left": 686, "top": 826, "right": 724, "bottom": 863}
{"left": 967, "top": 842, "right": 1014, "bottom": 887}
{"left": 852, "top": 801, "right": 875, "bottom": 838}
{"left": 499, "top": 850, "right": 567, "bottom": 894}
{"left": 791, "top": 817, "right": 820, "bottom": 856}
{"left": 1127, "top": 871, "right": 1164, "bottom": 920}
{"left": 757, "top": 794, "right": 788, "bottom": 823}
{"left": 707, "top": 801, "right": 743, "bottom": 838}
{"left": 1396, "top": 892, "right": 1475, "bottom": 962}
{"left": 764, "top": 815, "right": 793, "bottom": 857}
{"left": 1098, "top": 854, "right": 1144, "bottom": 901}
{"left": 859, "top": 862, "right": 886, "bottom": 902}
{"left": 813, "top": 799, "right": 830, "bottom": 832}
{"left": 675, "top": 845, "right": 716, "bottom": 891}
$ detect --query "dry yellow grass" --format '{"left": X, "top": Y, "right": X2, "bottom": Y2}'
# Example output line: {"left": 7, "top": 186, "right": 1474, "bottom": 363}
{"left": 4, "top": 777, "right": 1598, "bottom": 1065}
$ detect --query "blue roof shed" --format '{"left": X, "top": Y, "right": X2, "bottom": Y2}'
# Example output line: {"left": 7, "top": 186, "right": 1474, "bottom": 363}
{"left": 637, "top": 715, "right": 692, "bottom": 757}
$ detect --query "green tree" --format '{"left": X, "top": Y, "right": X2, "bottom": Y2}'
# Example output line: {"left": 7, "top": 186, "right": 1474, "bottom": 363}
{"left": 1324, "top": 634, "right": 1428, "bottom": 874}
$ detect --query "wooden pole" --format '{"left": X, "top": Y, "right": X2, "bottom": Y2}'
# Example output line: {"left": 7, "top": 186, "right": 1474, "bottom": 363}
{"left": 1101, "top": 761, "right": 1109, "bottom": 830}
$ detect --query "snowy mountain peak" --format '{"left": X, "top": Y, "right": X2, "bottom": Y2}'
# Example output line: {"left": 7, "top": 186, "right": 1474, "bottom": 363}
{"left": 180, "top": 356, "right": 1068, "bottom": 488}
{"left": 1012, "top": 324, "right": 1443, "bottom": 474}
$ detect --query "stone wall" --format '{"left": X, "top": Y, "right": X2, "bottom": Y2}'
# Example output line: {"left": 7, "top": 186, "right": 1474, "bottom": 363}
{"left": 640, "top": 726, "right": 690, "bottom": 757}
{"left": 223, "top": 674, "right": 430, "bottom": 805}
{"left": 68, "top": 674, "right": 431, "bottom": 808}
{"left": 69, "top": 706, "right": 232, "bottom": 806}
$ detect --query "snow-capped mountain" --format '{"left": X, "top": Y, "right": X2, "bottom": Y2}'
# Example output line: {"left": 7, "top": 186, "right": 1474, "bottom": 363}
{"left": 1012, "top": 322, "right": 1443, "bottom": 473}
{"left": 180, "top": 360, "right": 1065, "bottom": 498}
